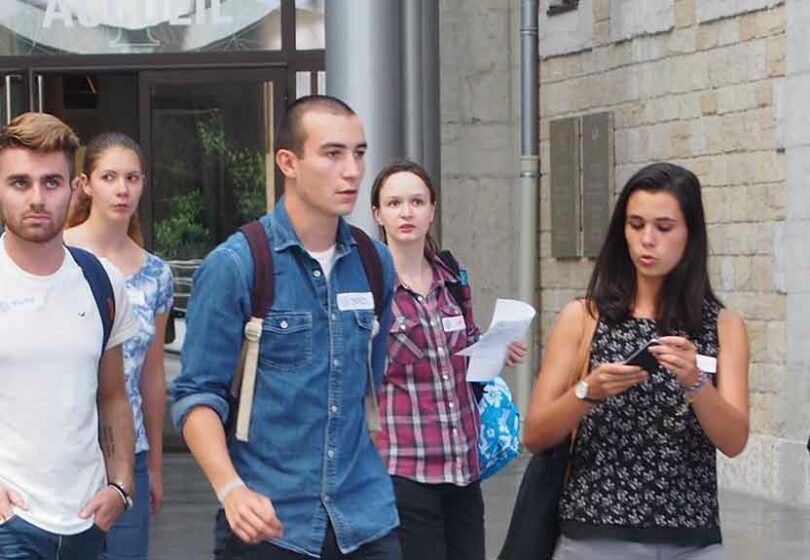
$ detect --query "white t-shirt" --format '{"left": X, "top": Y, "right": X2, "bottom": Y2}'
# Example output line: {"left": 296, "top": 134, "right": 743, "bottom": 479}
{"left": 308, "top": 245, "right": 337, "bottom": 280}
{"left": 0, "top": 236, "right": 139, "bottom": 535}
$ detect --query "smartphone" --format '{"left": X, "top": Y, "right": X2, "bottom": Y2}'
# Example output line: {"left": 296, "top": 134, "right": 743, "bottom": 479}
{"left": 623, "top": 339, "right": 661, "bottom": 372}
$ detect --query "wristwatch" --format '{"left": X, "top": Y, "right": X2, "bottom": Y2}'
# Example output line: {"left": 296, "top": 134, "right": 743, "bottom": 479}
{"left": 108, "top": 481, "right": 134, "bottom": 511}
{"left": 574, "top": 379, "right": 601, "bottom": 403}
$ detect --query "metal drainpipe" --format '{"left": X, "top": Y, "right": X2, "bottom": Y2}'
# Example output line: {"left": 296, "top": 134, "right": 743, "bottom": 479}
{"left": 516, "top": 0, "right": 539, "bottom": 416}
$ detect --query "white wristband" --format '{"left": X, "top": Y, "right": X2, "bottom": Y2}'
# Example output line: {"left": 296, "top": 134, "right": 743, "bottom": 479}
{"left": 216, "top": 478, "right": 245, "bottom": 504}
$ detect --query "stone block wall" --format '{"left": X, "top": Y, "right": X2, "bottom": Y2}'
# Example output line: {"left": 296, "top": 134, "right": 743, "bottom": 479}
{"left": 439, "top": 0, "right": 520, "bottom": 322}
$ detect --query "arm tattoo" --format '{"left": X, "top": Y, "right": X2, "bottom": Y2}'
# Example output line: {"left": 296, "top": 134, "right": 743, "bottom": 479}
{"left": 101, "top": 424, "right": 116, "bottom": 459}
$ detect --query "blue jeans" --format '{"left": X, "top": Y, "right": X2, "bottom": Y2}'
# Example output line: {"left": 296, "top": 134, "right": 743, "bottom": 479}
{"left": 0, "top": 515, "right": 106, "bottom": 559}
{"left": 101, "top": 451, "right": 151, "bottom": 560}
{"left": 214, "top": 509, "right": 402, "bottom": 560}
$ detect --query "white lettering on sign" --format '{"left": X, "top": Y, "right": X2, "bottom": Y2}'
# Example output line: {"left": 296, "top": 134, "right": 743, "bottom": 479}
{"left": 211, "top": 0, "right": 234, "bottom": 25}
{"left": 195, "top": 0, "right": 206, "bottom": 24}
{"left": 44, "top": 0, "right": 73, "bottom": 29}
{"left": 42, "top": 0, "right": 235, "bottom": 30}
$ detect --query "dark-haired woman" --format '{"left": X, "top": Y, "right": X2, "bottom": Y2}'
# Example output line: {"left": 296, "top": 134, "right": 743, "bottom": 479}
{"left": 371, "top": 161, "right": 526, "bottom": 560}
{"left": 524, "top": 162, "right": 749, "bottom": 560}
{"left": 65, "top": 133, "right": 173, "bottom": 560}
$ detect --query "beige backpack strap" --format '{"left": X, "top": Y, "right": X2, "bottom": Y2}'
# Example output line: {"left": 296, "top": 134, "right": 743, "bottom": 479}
{"left": 365, "top": 316, "right": 382, "bottom": 434}
{"left": 235, "top": 317, "right": 264, "bottom": 442}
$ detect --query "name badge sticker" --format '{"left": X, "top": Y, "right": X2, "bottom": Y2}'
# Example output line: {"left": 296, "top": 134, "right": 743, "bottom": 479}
{"left": 337, "top": 292, "right": 374, "bottom": 311}
{"left": 696, "top": 354, "right": 717, "bottom": 373}
{"left": 442, "top": 315, "right": 466, "bottom": 332}
{"left": 127, "top": 289, "right": 146, "bottom": 307}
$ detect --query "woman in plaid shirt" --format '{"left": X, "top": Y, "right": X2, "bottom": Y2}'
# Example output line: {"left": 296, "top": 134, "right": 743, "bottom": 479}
{"left": 370, "top": 161, "right": 526, "bottom": 560}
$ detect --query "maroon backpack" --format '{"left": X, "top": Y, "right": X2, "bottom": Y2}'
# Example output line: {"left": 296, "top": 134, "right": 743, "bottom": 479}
{"left": 227, "top": 220, "right": 384, "bottom": 440}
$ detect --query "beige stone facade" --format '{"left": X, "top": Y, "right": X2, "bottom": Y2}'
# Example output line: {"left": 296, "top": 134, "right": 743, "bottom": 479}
{"left": 440, "top": 0, "right": 809, "bottom": 506}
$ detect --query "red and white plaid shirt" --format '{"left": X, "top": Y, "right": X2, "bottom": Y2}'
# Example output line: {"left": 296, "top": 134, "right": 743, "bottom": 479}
{"left": 376, "top": 255, "right": 481, "bottom": 485}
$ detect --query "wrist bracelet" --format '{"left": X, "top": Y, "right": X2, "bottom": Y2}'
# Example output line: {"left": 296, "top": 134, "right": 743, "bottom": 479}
{"left": 217, "top": 478, "right": 245, "bottom": 504}
{"left": 107, "top": 482, "right": 133, "bottom": 510}
{"left": 684, "top": 369, "right": 709, "bottom": 396}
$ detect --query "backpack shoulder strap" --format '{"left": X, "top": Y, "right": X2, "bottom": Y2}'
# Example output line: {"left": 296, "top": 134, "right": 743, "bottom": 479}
{"left": 231, "top": 221, "right": 274, "bottom": 442}
{"left": 239, "top": 220, "right": 274, "bottom": 318}
{"left": 67, "top": 246, "right": 116, "bottom": 352}
{"left": 438, "top": 249, "right": 467, "bottom": 310}
{"left": 439, "top": 249, "right": 485, "bottom": 399}
{"left": 349, "top": 225, "right": 385, "bottom": 435}
{"left": 438, "top": 249, "right": 460, "bottom": 275}
{"left": 350, "top": 225, "right": 384, "bottom": 318}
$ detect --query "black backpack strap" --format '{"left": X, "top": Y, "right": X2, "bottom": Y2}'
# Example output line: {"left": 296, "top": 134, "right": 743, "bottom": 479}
{"left": 239, "top": 221, "right": 274, "bottom": 318}
{"left": 67, "top": 246, "right": 116, "bottom": 353}
{"left": 350, "top": 226, "right": 384, "bottom": 318}
{"left": 438, "top": 249, "right": 466, "bottom": 310}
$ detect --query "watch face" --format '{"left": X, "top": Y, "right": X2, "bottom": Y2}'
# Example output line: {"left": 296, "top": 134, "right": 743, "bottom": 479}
{"left": 575, "top": 380, "right": 588, "bottom": 399}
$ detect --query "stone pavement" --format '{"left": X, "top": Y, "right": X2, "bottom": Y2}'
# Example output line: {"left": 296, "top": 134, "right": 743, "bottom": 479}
{"left": 149, "top": 453, "right": 810, "bottom": 559}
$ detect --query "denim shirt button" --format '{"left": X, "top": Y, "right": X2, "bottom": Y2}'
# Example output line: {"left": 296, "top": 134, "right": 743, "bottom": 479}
{"left": 313, "top": 269, "right": 322, "bottom": 278}
{"left": 324, "top": 494, "right": 331, "bottom": 503}
{"left": 327, "top": 449, "right": 335, "bottom": 459}
{"left": 333, "top": 358, "right": 340, "bottom": 367}
{"left": 280, "top": 320, "right": 288, "bottom": 329}
{"left": 331, "top": 313, "right": 338, "bottom": 321}
{"left": 330, "top": 405, "right": 338, "bottom": 413}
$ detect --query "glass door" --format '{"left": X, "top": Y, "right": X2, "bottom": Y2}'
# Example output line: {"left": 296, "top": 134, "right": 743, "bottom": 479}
{"left": 138, "top": 68, "right": 285, "bottom": 319}
{"left": 0, "top": 71, "right": 25, "bottom": 231}
{"left": 0, "top": 71, "right": 26, "bottom": 125}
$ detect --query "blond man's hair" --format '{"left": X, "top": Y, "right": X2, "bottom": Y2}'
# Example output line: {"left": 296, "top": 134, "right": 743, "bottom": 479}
{"left": 0, "top": 112, "right": 81, "bottom": 177}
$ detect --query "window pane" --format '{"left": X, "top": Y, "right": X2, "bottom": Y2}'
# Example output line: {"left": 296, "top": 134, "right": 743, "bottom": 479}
{"left": 149, "top": 81, "right": 271, "bottom": 263}
{"left": 0, "top": 0, "right": 282, "bottom": 55}
{"left": 296, "top": 71, "right": 311, "bottom": 99}
{"left": 296, "top": 0, "right": 324, "bottom": 50}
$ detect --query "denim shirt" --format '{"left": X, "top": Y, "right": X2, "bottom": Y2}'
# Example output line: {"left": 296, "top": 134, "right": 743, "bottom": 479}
{"left": 171, "top": 200, "right": 398, "bottom": 556}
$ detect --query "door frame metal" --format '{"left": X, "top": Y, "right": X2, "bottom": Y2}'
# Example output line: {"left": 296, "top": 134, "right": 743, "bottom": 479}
{"left": 0, "top": 69, "right": 27, "bottom": 124}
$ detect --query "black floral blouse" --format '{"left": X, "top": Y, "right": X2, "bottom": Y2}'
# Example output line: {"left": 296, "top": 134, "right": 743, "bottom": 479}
{"left": 560, "top": 300, "right": 723, "bottom": 546}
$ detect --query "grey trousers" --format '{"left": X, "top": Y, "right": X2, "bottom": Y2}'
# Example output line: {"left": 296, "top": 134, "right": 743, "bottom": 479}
{"left": 553, "top": 536, "right": 726, "bottom": 560}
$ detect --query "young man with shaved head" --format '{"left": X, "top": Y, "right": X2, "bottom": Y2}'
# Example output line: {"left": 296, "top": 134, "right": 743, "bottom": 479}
{"left": 173, "top": 96, "right": 401, "bottom": 559}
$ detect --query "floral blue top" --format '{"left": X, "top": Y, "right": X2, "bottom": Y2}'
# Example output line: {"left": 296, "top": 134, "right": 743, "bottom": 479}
{"left": 125, "top": 252, "right": 174, "bottom": 454}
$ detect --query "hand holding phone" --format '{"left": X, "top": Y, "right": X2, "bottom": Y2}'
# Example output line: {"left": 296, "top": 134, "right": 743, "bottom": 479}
{"left": 623, "top": 339, "right": 661, "bottom": 372}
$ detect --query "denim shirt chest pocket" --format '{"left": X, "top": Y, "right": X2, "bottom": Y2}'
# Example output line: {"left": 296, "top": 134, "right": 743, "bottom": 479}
{"left": 350, "top": 310, "right": 376, "bottom": 364}
{"left": 260, "top": 311, "right": 313, "bottom": 371}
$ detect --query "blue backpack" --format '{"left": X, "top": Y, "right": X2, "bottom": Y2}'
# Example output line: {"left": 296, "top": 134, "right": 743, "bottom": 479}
{"left": 67, "top": 246, "right": 116, "bottom": 353}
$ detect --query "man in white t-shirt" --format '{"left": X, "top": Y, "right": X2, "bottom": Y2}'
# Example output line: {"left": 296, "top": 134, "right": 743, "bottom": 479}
{"left": 0, "top": 113, "right": 139, "bottom": 559}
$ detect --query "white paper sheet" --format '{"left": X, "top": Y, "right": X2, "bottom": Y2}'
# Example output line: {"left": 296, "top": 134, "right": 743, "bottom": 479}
{"left": 457, "top": 298, "right": 536, "bottom": 382}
